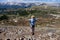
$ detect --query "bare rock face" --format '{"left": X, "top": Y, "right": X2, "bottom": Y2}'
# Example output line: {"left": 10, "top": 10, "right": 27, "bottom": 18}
{"left": 0, "top": 26, "right": 60, "bottom": 40}
{"left": 0, "top": 28, "right": 5, "bottom": 33}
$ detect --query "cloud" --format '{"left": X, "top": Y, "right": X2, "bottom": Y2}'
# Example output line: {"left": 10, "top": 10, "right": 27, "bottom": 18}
{"left": 9, "top": 0, "right": 24, "bottom": 2}
{"left": 0, "top": 0, "right": 60, "bottom": 3}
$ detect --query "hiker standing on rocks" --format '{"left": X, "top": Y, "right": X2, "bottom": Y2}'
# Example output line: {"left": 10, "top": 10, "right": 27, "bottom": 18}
{"left": 29, "top": 15, "right": 37, "bottom": 35}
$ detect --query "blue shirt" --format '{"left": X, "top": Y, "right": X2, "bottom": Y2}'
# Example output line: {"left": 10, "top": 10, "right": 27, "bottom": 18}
{"left": 29, "top": 18, "right": 37, "bottom": 26}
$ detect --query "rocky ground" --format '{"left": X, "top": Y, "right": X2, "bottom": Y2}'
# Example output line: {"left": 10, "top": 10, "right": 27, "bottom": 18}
{"left": 0, "top": 26, "right": 60, "bottom": 40}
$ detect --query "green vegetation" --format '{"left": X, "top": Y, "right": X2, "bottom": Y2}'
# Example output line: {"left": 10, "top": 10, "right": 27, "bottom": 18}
{"left": 0, "top": 6, "right": 60, "bottom": 17}
{"left": 0, "top": 15, "right": 9, "bottom": 21}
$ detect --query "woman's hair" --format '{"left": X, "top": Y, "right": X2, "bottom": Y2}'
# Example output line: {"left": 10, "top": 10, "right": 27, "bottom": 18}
{"left": 31, "top": 15, "right": 35, "bottom": 18}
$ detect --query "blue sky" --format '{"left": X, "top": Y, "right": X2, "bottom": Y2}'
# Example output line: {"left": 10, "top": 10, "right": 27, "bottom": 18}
{"left": 0, "top": 0, "right": 60, "bottom": 3}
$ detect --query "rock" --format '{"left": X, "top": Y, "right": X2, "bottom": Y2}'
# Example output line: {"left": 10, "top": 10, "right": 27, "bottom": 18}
{"left": 7, "top": 39, "right": 10, "bottom": 40}
{"left": 0, "top": 26, "right": 60, "bottom": 40}
{"left": 47, "top": 32, "right": 53, "bottom": 37}
{"left": 0, "top": 28, "right": 5, "bottom": 33}
{"left": 17, "top": 29, "right": 23, "bottom": 35}
{"left": 0, "top": 39, "right": 2, "bottom": 40}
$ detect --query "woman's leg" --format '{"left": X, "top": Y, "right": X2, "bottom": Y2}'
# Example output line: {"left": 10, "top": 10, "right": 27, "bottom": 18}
{"left": 31, "top": 25, "right": 35, "bottom": 35}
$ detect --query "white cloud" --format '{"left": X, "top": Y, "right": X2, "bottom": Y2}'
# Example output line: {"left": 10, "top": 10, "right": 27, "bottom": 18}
{"left": 1, "top": 0, "right": 59, "bottom": 3}
{"left": 7, "top": 0, "right": 13, "bottom": 2}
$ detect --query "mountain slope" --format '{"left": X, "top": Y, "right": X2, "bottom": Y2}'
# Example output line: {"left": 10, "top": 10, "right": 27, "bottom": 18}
{"left": 0, "top": 2, "right": 60, "bottom": 9}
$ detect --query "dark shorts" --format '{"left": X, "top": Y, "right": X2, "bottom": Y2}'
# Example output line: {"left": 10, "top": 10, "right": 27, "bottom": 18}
{"left": 31, "top": 25, "right": 35, "bottom": 28}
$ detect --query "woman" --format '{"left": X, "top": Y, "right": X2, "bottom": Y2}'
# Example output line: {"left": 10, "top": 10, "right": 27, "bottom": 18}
{"left": 29, "top": 15, "right": 37, "bottom": 35}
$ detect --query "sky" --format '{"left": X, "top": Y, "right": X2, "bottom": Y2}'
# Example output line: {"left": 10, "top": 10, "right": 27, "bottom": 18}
{"left": 0, "top": 0, "right": 60, "bottom": 3}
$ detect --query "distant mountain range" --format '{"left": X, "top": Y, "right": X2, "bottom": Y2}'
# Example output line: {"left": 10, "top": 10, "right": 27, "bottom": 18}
{"left": 0, "top": 2, "right": 60, "bottom": 9}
